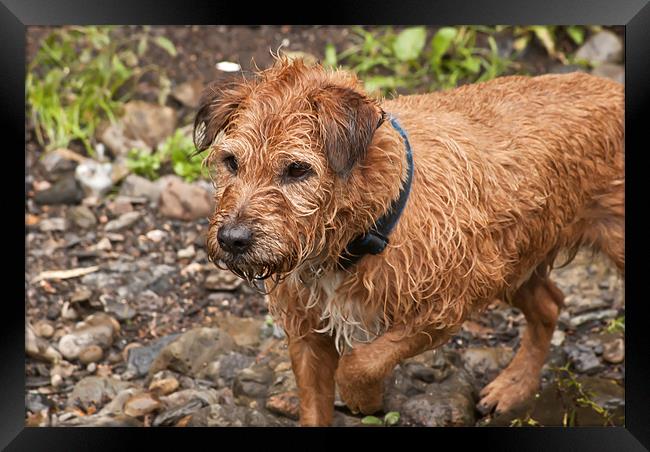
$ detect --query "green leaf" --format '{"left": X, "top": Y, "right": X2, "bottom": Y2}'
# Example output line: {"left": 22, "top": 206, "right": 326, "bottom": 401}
{"left": 361, "top": 416, "right": 383, "bottom": 426}
{"left": 324, "top": 43, "right": 337, "bottom": 67}
{"left": 460, "top": 55, "right": 481, "bottom": 73}
{"left": 393, "top": 27, "right": 427, "bottom": 62}
{"left": 531, "top": 26, "right": 556, "bottom": 56}
{"left": 566, "top": 26, "right": 585, "bottom": 45}
{"left": 384, "top": 411, "right": 400, "bottom": 426}
{"left": 137, "top": 36, "right": 148, "bottom": 56}
{"left": 153, "top": 36, "right": 177, "bottom": 57}
{"left": 430, "top": 27, "right": 457, "bottom": 66}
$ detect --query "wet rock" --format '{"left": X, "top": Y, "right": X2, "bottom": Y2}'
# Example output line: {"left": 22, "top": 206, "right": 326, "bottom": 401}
{"left": 171, "top": 79, "right": 204, "bottom": 108}
{"left": 566, "top": 295, "right": 610, "bottom": 315}
{"left": 75, "top": 161, "right": 114, "bottom": 198}
{"left": 148, "top": 328, "right": 236, "bottom": 379}
{"left": 106, "top": 197, "right": 134, "bottom": 216}
{"left": 565, "top": 343, "right": 605, "bottom": 374}
{"left": 26, "top": 392, "right": 53, "bottom": 413}
{"left": 79, "top": 345, "right": 104, "bottom": 364}
{"left": 68, "top": 205, "right": 97, "bottom": 229}
{"left": 266, "top": 390, "right": 299, "bottom": 420}
{"left": 33, "top": 320, "right": 55, "bottom": 339}
{"left": 153, "top": 398, "right": 206, "bottom": 426}
{"left": 551, "top": 330, "right": 566, "bottom": 347}
{"left": 94, "top": 237, "right": 112, "bottom": 251}
{"left": 121, "top": 101, "right": 177, "bottom": 149}
{"left": 68, "top": 376, "right": 134, "bottom": 410}
{"left": 189, "top": 404, "right": 293, "bottom": 427}
{"left": 206, "top": 351, "right": 255, "bottom": 386}
{"left": 57, "top": 313, "right": 120, "bottom": 361}
{"left": 125, "top": 334, "right": 181, "bottom": 378}
{"left": 575, "top": 30, "right": 623, "bottom": 64}
{"left": 57, "top": 413, "right": 143, "bottom": 427}
{"left": 149, "top": 377, "right": 180, "bottom": 396}
{"left": 233, "top": 364, "right": 274, "bottom": 399}
{"left": 592, "top": 63, "right": 624, "bottom": 84}
{"left": 159, "top": 177, "right": 213, "bottom": 221}
{"left": 214, "top": 313, "right": 263, "bottom": 347}
{"left": 204, "top": 269, "right": 242, "bottom": 291}
{"left": 40, "top": 148, "right": 80, "bottom": 175}
{"left": 33, "top": 174, "right": 83, "bottom": 205}
{"left": 602, "top": 338, "right": 624, "bottom": 364}
{"left": 146, "top": 229, "right": 167, "bottom": 243}
{"left": 569, "top": 309, "right": 618, "bottom": 328}
{"left": 26, "top": 323, "right": 61, "bottom": 363}
{"left": 123, "top": 392, "right": 162, "bottom": 417}
{"left": 461, "top": 346, "right": 514, "bottom": 386}
{"left": 401, "top": 365, "right": 476, "bottom": 426}
{"left": 177, "top": 244, "right": 195, "bottom": 259}
{"left": 104, "top": 211, "right": 142, "bottom": 232}
{"left": 98, "top": 122, "right": 149, "bottom": 157}
{"left": 61, "top": 302, "right": 79, "bottom": 320}
{"left": 119, "top": 174, "right": 163, "bottom": 204}
{"left": 104, "top": 299, "right": 137, "bottom": 321}
{"left": 39, "top": 217, "right": 67, "bottom": 232}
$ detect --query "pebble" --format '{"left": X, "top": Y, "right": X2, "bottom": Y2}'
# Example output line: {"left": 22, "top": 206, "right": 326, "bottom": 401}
{"left": 602, "top": 338, "right": 624, "bottom": 364}
{"left": 204, "top": 270, "right": 242, "bottom": 291}
{"left": 26, "top": 323, "right": 61, "bottom": 363}
{"left": 146, "top": 229, "right": 167, "bottom": 243}
{"left": 123, "top": 392, "right": 162, "bottom": 417}
{"left": 68, "top": 376, "right": 133, "bottom": 410}
{"left": 68, "top": 205, "right": 97, "bottom": 229}
{"left": 105, "top": 211, "right": 142, "bottom": 232}
{"left": 265, "top": 391, "right": 299, "bottom": 420}
{"left": 149, "top": 377, "right": 180, "bottom": 395}
{"left": 177, "top": 245, "right": 196, "bottom": 259}
{"left": 575, "top": 30, "right": 623, "bottom": 64}
{"left": 551, "top": 330, "right": 566, "bottom": 347}
{"left": 569, "top": 309, "right": 618, "bottom": 328}
{"left": 61, "top": 302, "right": 79, "bottom": 320}
{"left": 75, "top": 160, "right": 114, "bottom": 198}
{"left": 34, "top": 320, "right": 54, "bottom": 338}
{"left": 57, "top": 313, "right": 119, "bottom": 361}
{"left": 159, "top": 177, "right": 213, "bottom": 221}
{"left": 94, "top": 237, "right": 113, "bottom": 251}
{"left": 33, "top": 174, "right": 84, "bottom": 205}
{"left": 121, "top": 101, "right": 177, "bottom": 149}
{"left": 119, "top": 174, "right": 163, "bottom": 204}
{"left": 39, "top": 218, "right": 67, "bottom": 232}
{"left": 79, "top": 345, "right": 103, "bottom": 364}
{"left": 565, "top": 343, "right": 605, "bottom": 374}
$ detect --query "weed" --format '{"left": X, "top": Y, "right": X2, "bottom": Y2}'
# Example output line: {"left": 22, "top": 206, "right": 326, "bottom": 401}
{"left": 606, "top": 316, "right": 625, "bottom": 334}
{"left": 27, "top": 26, "right": 177, "bottom": 155}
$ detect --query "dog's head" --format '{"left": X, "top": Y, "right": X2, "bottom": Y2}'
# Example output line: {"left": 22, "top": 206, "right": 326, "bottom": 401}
{"left": 194, "top": 58, "right": 386, "bottom": 282}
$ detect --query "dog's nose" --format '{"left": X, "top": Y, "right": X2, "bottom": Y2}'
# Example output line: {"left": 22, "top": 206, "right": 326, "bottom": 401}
{"left": 217, "top": 223, "right": 253, "bottom": 254}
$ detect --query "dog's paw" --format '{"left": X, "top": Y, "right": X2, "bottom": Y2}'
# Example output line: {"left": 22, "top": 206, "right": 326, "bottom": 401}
{"left": 477, "top": 369, "right": 538, "bottom": 417}
{"left": 336, "top": 349, "right": 385, "bottom": 415}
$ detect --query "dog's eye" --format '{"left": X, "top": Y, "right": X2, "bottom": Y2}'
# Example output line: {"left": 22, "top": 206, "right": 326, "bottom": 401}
{"left": 284, "top": 162, "right": 312, "bottom": 182}
{"left": 223, "top": 155, "right": 238, "bottom": 174}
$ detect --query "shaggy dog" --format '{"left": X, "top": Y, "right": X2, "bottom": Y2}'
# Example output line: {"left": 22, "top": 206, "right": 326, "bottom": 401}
{"left": 194, "top": 57, "right": 624, "bottom": 426}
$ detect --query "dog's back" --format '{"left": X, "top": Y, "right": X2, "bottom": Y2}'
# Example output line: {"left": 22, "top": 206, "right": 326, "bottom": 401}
{"left": 382, "top": 72, "right": 624, "bottom": 308}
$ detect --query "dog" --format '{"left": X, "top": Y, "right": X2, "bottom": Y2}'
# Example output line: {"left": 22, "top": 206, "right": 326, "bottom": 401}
{"left": 194, "top": 57, "right": 624, "bottom": 426}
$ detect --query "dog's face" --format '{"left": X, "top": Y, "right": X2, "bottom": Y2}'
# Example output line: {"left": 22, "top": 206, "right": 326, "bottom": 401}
{"left": 195, "top": 59, "right": 384, "bottom": 282}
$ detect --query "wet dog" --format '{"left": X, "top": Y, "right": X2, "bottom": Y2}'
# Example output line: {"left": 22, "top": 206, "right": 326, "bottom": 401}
{"left": 194, "top": 57, "right": 624, "bottom": 426}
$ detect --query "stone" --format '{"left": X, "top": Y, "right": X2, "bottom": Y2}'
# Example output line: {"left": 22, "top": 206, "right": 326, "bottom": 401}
{"left": 204, "top": 270, "right": 242, "bottom": 291}
{"left": 575, "top": 30, "right": 623, "bottom": 64}
{"left": 233, "top": 365, "right": 274, "bottom": 399}
{"left": 104, "top": 211, "right": 142, "bottom": 232}
{"left": 159, "top": 177, "right": 213, "bottom": 221}
{"left": 565, "top": 343, "right": 605, "bottom": 375}
{"left": 119, "top": 174, "right": 163, "bottom": 204}
{"left": 39, "top": 218, "right": 67, "bottom": 232}
{"left": 148, "top": 328, "right": 236, "bottom": 379}
{"left": 121, "top": 101, "right": 177, "bottom": 149}
{"left": 551, "top": 330, "right": 566, "bottom": 347}
{"left": 33, "top": 320, "right": 54, "bottom": 339}
{"left": 40, "top": 148, "right": 81, "bottom": 175}
{"left": 265, "top": 391, "right": 299, "bottom": 420}
{"left": 79, "top": 345, "right": 104, "bottom": 364}
{"left": 569, "top": 309, "right": 618, "bottom": 328}
{"left": 33, "top": 174, "right": 83, "bottom": 205}
{"left": 123, "top": 392, "right": 162, "bottom": 417}
{"left": 214, "top": 313, "right": 263, "bottom": 347}
{"left": 106, "top": 197, "right": 133, "bottom": 216}
{"left": 146, "top": 229, "right": 167, "bottom": 243}
{"left": 125, "top": 334, "right": 181, "bottom": 378}
{"left": 104, "top": 299, "right": 137, "bottom": 321}
{"left": 68, "top": 205, "right": 97, "bottom": 229}
{"left": 602, "top": 338, "right": 624, "bottom": 364}
{"left": 75, "top": 160, "right": 114, "bottom": 198}
{"left": 177, "top": 245, "right": 195, "bottom": 259}
{"left": 171, "top": 79, "right": 204, "bottom": 108}
{"left": 149, "top": 377, "right": 180, "bottom": 396}
{"left": 68, "top": 376, "right": 134, "bottom": 410}
{"left": 98, "top": 121, "right": 149, "bottom": 157}
{"left": 461, "top": 346, "right": 514, "bottom": 386}
{"left": 57, "top": 313, "right": 119, "bottom": 361}
{"left": 592, "top": 63, "right": 624, "bottom": 84}
{"left": 26, "top": 323, "right": 61, "bottom": 363}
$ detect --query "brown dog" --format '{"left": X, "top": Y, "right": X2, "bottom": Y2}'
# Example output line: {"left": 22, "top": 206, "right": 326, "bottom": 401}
{"left": 194, "top": 57, "right": 624, "bottom": 426}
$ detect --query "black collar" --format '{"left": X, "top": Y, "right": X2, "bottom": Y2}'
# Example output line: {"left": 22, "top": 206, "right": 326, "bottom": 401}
{"left": 338, "top": 115, "right": 414, "bottom": 270}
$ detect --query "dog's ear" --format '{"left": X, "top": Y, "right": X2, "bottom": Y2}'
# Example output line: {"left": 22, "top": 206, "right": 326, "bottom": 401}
{"left": 309, "top": 85, "right": 385, "bottom": 177}
{"left": 193, "top": 77, "right": 250, "bottom": 153}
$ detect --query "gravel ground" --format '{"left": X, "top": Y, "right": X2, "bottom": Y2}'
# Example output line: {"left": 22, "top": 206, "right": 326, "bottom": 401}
{"left": 25, "top": 26, "right": 625, "bottom": 427}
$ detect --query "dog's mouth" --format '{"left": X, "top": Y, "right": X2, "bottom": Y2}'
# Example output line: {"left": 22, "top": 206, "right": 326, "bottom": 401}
{"left": 208, "top": 252, "right": 294, "bottom": 294}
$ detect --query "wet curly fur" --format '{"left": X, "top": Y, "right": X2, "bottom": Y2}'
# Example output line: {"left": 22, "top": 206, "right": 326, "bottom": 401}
{"left": 196, "top": 57, "right": 624, "bottom": 426}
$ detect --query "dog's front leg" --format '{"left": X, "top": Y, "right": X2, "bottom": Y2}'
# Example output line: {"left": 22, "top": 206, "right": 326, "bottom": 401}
{"left": 336, "top": 327, "right": 452, "bottom": 415}
{"left": 288, "top": 331, "right": 339, "bottom": 426}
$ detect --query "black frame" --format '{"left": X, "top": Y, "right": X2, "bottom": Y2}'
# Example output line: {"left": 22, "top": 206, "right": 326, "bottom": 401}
{"left": 6, "top": 0, "right": 649, "bottom": 450}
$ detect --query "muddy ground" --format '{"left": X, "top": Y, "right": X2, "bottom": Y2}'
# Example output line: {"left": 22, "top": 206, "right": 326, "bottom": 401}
{"left": 25, "top": 26, "right": 625, "bottom": 427}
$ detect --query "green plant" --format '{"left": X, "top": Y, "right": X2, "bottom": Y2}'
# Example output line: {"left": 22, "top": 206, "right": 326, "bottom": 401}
{"left": 127, "top": 129, "right": 207, "bottom": 182}
{"left": 606, "top": 316, "right": 625, "bottom": 334}
{"left": 324, "top": 26, "right": 514, "bottom": 96}
{"left": 361, "top": 411, "right": 400, "bottom": 426}
{"left": 26, "top": 26, "right": 177, "bottom": 155}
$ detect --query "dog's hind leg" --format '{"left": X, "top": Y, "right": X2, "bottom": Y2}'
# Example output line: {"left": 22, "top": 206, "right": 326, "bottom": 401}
{"left": 477, "top": 271, "right": 563, "bottom": 418}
